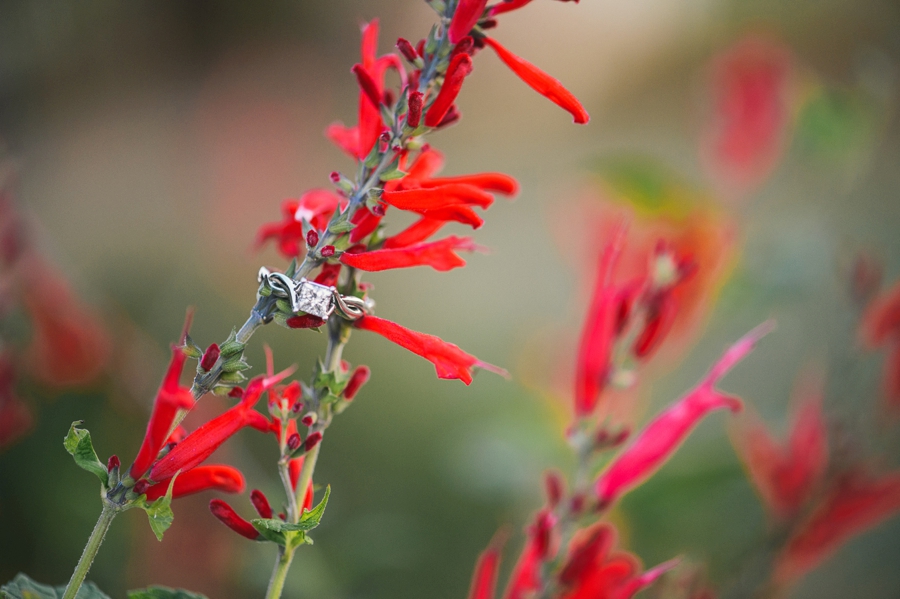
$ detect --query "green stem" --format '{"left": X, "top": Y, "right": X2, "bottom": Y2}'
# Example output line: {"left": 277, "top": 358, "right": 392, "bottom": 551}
{"left": 62, "top": 504, "right": 117, "bottom": 599}
{"left": 265, "top": 546, "right": 295, "bottom": 599}
{"left": 293, "top": 441, "right": 321, "bottom": 518}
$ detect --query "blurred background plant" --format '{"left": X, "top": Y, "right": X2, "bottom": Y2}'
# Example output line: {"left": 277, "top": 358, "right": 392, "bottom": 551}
{"left": 0, "top": 0, "right": 898, "bottom": 598}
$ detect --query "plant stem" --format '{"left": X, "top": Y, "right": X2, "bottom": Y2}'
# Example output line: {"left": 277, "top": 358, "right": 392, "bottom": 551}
{"left": 61, "top": 503, "right": 117, "bottom": 599}
{"left": 265, "top": 546, "right": 296, "bottom": 599}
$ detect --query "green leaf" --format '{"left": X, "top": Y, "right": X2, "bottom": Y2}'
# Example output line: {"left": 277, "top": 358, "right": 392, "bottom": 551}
{"left": 1, "top": 574, "right": 110, "bottom": 599}
{"left": 126, "top": 586, "right": 209, "bottom": 599}
{"left": 314, "top": 364, "right": 347, "bottom": 396}
{"left": 63, "top": 422, "right": 108, "bottom": 487}
{"left": 299, "top": 484, "right": 330, "bottom": 528}
{"left": 327, "top": 220, "right": 355, "bottom": 234}
{"left": 141, "top": 475, "right": 177, "bottom": 541}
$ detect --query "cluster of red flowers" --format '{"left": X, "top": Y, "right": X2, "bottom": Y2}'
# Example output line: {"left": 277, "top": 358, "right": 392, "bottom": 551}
{"left": 0, "top": 176, "right": 110, "bottom": 451}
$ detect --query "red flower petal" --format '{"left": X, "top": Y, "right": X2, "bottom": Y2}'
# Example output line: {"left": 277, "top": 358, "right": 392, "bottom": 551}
{"left": 595, "top": 322, "right": 773, "bottom": 506}
{"left": 417, "top": 204, "right": 484, "bottom": 229}
{"left": 449, "top": 0, "right": 489, "bottom": 43}
{"left": 468, "top": 532, "right": 506, "bottom": 599}
{"left": 483, "top": 37, "right": 589, "bottom": 124}
{"left": 144, "top": 465, "right": 245, "bottom": 501}
{"left": 355, "top": 315, "right": 506, "bottom": 384}
{"left": 325, "top": 122, "right": 360, "bottom": 157}
{"left": 382, "top": 184, "right": 494, "bottom": 211}
{"left": 406, "top": 147, "right": 445, "bottom": 179}
{"left": 209, "top": 499, "right": 260, "bottom": 541}
{"left": 383, "top": 217, "right": 447, "bottom": 249}
{"left": 420, "top": 173, "right": 519, "bottom": 196}
{"left": 775, "top": 471, "right": 900, "bottom": 585}
{"left": 341, "top": 236, "right": 480, "bottom": 272}
{"left": 425, "top": 53, "right": 474, "bottom": 127}
{"left": 488, "top": 0, "right": 534, "bottom": 16}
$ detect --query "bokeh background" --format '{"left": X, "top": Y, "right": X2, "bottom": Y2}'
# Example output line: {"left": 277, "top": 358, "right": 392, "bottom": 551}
{"left": 1, "top": 0, "right": 899, "bottom": 598}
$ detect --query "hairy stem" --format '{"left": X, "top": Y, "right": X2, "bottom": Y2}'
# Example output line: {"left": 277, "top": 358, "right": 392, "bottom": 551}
{"left": 265, "top": 545, "right": 296, "bottom": 599}
{"left": 61, "top": 503, "right": 117, "bottom": 599}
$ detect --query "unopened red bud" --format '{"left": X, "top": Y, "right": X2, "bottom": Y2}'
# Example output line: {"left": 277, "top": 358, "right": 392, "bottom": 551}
{"left": 286, "top": 315, "right": 326, "bottom": 329}
{"left": 371, "top": 203, "right": 386, "bottom": 216}
{"left": 307, "top": 229, "right": 319, "bottom": 247}
{"left": 396, "top": 37, "right": 419, "bottom": 62}
{"left": 480, "top": 18, "right": 498, "bottom": 29}
{"left": 304, "top": 431, "right": 323, "bottom": 452}
{"left": 133, "top": 479, "right": 151, "bottom": 495}
{"left": 343, "top": 365, "right": 371, "bottom": 400}
{"left": 209, "top": 499, "right": 260, "bottom": 540}
{"left": 383, "top": 89, "right": 395, "bottom": 107}
{"left": 301, "top": 412, "right": 317, "bottom": 427}
{"left": 529, "top": 509, "right": 557, "bottom": 560}
{"left": 250, "top": 489, "right": 274, "bottom": 519}
{"left": 228, "top": 386, "right": 244, "bottom": 399}
{"left": 107, "top": 455, "right": 120, "bottom": 473}
{"left": 352, "top": 63, "right": 382, "bottom": 109}
{"left": 278, "top": 512, "right": 286, "bottom": 520}
{"left": 287, "top": 432, "right": 302, "bottom": 451}
{"left": 291, "top": 400, "right": 304, "bottom": 413}
{"left": 321, "top": 245, "right": 336, "bottom": 258}
{"left": 544, "top": 470, "right": 564, "bottom": 508}
{"left": 570, "top": 493, "right": 586, "bottom": 515}
{"left": 378, "top": 132, "right": 390, "bottom": 153}
{"left": 329, "top": 171, "right": 341, "bottom": 183}
{"left": 451, "top": 36, "right": 474, "bottom": 58}
{"left": 200, "top": 343, "right": 220, "bottom": 371}
{"left": 407, "top": 91, "right": 423, "bottom": 128}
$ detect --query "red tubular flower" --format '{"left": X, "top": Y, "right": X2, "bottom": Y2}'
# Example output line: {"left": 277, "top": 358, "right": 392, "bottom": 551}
{"left": 482, "top": 37, "right": 589, "bottom": 124}
{"left": 731, "top": 379, "right": 828, "bottom": 520}
{"left": 355, "top": 315, "right": 507, "bottom": 385}
{"left": 250, "top": 489, "right": 274, "bottom": 519}
{"left": 468, "top": 532, "right": 505, "bottom": 599}
{"left": 352, "top": 63, "right": 382, "bottom": 109}
{"left": 383, "top": 217, "right": 447, "bottom": 249}
{"left": 209, "top": 499, "right": 261, "bottom": 541}
{"left": 595, "top": 322, "right": 773, "bottom": 507}
{"left": 144, "top": 465, "right": 245, "bottom": 501}
{"left": 504, "top": 537, "right": 542, "bottom": 599}
{"left": 256, "top": 191, "right": 346, "bottom": 259}
{"left": 420, "top": 173, "right": 519, "bottom": 196}
{"left": 130, "top": 347, "right": 196, "bottom": 480}
{"left": 425, "top": 53, "right": 474, "bottom": 127}
{"left": 149, "top": 403, "right": 269, "bottom": 483}
{"left": 288, "top": 456, "right": 315, "bottom": 511}
{"left": 382, "top": 184, "right": 494, "bottom": 211}
{"left": 20, "top": 257, "right": 110, "bottom": 388}
{"left": 343, "top": 365, "right": 371, "bottom": 400}
{"left": 325, "top": 123, "right": 360, "bottom": 157}
{"left": 416, "top": 204, "right": 485, "bottom": 229}
{"left": 774, "top": 471, "right": 900, "bottom": 585}
{"left": 575, "top": 227, "right": 625, "bottom": 417}
{"left": 314, "top": 263, "right": 342, "bottom": 287}
{"left": 341, "top": 236, "right": 481, "bottom": 272}
{"left": 449, "top": 0, "right": 489, "bottom": 43}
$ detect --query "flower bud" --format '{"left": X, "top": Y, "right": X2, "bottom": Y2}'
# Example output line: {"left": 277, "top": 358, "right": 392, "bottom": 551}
{"left": 307, "top": 229, "right": 319, "bottom": 247}
{"left": 107, "top": 454, "right": 120, "bottom": 473}
{"left": 301, "top": 412, "right": 317, "bottom": 427}
{"left": 378, "top": 131, "right": 390, "bottom": 153}
{"left": 286, "top": 315, "right": 326, "bottom": 329}
{"left": 329, "top": 171, "right": 341, "bottom": 183}
{"left": 396, "top": 37, "right": 420, "bottom": 63}
{"left": 228, "top": 386, "right": 244, "bottom": 399}
{"left": 250, "top": 489, "right": 274, "bottom": 519}
{"left": 133, "top": 479, "right": 151, "bottom": 495}
{"left": 287, "top": 432, "right": 302, "bottom": 451}
{"left": 209, "top": 499, "right": 261, "bottom": 540}
{"left": 544, "top": 470, "right": 564, "bottom": 508}
{"left": 320, "top": 245, "right": 336, "bottom": 258}
{"left": 291, "top": 400, "right": 304, "bottom": 413}
{"left": 407, "top": 91, "right": 424, "bottom": 128}
{"left": 304, "top": 431, "right": 323, "bottom": 452}
{"left": 343, "top": 365, "right": 371, "bottom": 400}
{"left": 200, "top": 343, "right": 220, "bottom": 371}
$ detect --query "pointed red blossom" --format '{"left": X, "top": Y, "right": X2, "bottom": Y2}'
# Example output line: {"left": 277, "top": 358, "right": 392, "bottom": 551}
{"left": 416, "top": 204, "right": 485, "bottom": 229}
{"left": 200, "top": 343, "right": 220, "bottom": 371}
{"left": 483, "top": 37, "right": 589, "bottom": 124}
{"left": 250, "top": 489, "right": 274, "bottom": 519}
{"left": 355, "top": 315, "right": 506, "bottom": 385}
{"left": 341, "top": 236, "right": 481, "bottom": 272}
{"left": 343, "top": 365, "right": 371, "bottom": 400}
{"left": 383, "top": 218, "right": 447, "bottom": 249}
{"left": 407, "top": 147, "right": 445, "bottom": 179}
{"left": 425, "top": 53, "right": 474, "bottom": 127}
{"left": 595, "top": 322, "right": 773, "bottom": 507}
{"left": 209, "top": 499, "right": 261, "bottom": 540}
{"left": 130, "top": 346, "right": 196, "bottom": 479}
{"left": 420, "top": 173, "right": 519, "bottom": 196}
{"left": 468, "top": 532, "right": 506, "bottom": 599}
{"left": 325, "top": 123, "right": 360, "bottom": 157}
{"left": 256, "top": 191, "right": 346, "bottom": 259}
{"left": 407, "top": 91, "right": 424, "bottom": 128}
{"left": 352, "top": 63, "right": 382, "bottom": 109}
{"left": 504, "top": 537, "right": 542, "bottom": 599}
{"left": 774, "top": 471, "right": 900, "bottom": 585}
{"left": 489, "top": 0, "right": 534, "bottom": 16}
{"left": 449, "top": 0, "right": 489, "bottom": 43}
{"left": 575, "top": 226, "right": 625, "bottom": 417}
{"left": 382, "top": 184, "right": 494, "bottom": 211}
{"left": 351, "top": 207, "right": 384, "bottom": 243}
{"left": 144, "top": 465, "right": 245, "bottom": 501}
{"left": 732, "top": 382, "right": 828, "bottom": 520}
{"left": 397, "top": 37, "right": 420, "bottom": 63}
